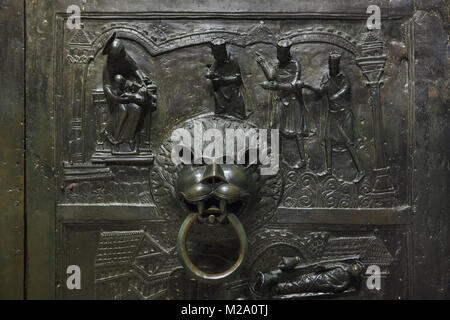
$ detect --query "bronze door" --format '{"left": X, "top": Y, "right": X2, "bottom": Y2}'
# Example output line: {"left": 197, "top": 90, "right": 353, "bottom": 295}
{"left": 1, "top": 0, "right": 447, "bottom": 300}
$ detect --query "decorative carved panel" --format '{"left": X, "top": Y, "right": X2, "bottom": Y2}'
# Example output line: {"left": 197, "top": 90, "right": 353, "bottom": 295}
{"left": 46, "top": 4, "right": 431, "bottom": 300}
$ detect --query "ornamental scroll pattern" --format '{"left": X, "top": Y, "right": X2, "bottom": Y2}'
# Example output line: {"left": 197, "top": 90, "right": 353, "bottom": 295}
{"left": 281, "top": 169, "right": 374, "bottom": 208}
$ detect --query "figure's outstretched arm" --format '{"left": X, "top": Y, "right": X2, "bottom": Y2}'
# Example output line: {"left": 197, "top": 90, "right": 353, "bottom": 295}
{"left": 135, "top": 69, "right": 152, "bottom": 85}
{"left": 214, "top": 74, "right": 243, "bottom": 86}
{"left": 330, "top": 78, "right": 349, "bottom": 101}
{"left": 260, "top": 81, "right": 280, "bottom": 91}
{"left": 226, "top": 60, "right": 244, "bottom": 85}
{"left": 255, "top": 52, "right": 276, "bottom": 81}
{"left": 205, "top": 61, "right": 217, "bottom": 80}
{"left": 296, "top": 82, "right": 326, "bottom": 95}
{"left": 277, "top": 83, "right": 295, "bottom": 92}
{"left": 296, "top": 75, "right": 329, "bottom": 99}
{"left": 104, "top": 86, "right": 138, "bottom": 104}
{"left": 117, "top": 93, "right": 141, "bottom": 104}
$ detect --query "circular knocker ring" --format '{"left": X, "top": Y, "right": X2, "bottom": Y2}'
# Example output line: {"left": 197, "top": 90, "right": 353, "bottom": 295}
{"left": 177, "top": 213, "right": 248, "bottom": 283}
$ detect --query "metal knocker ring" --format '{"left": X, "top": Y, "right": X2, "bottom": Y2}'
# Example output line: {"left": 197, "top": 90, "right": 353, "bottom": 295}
{"left": 177, "top": 213, "right": 248, "bottom": 283}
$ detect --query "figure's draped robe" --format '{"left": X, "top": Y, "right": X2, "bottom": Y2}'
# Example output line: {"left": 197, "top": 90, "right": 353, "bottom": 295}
{"left": 103, "top": 54, "right": 145, "bottom": 145}
{"left": 276, "top": 266, "right": 353, "bottom": 295}
{"left": 274, "top": 60, "right": 308, "bottom": 138}
{"left": 211, "top": 56, "right": 246, "bottom": 119}
{"left": 319, "top": 72, "right": 355, "bottom": 145}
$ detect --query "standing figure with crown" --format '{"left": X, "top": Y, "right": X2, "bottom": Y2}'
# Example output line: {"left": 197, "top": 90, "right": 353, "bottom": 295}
{"left": 256, "top": 39, "right": 309, "bottom": 169}
{"left": 298, "top": 52, "right": 365, "bottom": 183}
{"left": 206, "top": 38, "right": 248, "bottom": 120}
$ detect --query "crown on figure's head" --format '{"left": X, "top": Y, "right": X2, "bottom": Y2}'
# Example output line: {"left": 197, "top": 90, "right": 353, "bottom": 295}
{"left": 211, "top": 38, "right": 227, "bottom": 49}
{"left": 329, "top": 51, "right": 342, "bottom": 62}
{"left": 277, "top": 39, "right": 293, "bottom": 50}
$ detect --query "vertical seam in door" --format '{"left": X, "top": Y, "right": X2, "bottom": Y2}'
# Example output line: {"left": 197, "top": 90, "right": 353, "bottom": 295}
{"left": 23, "top": 0, "right": 27, "bottom": 301}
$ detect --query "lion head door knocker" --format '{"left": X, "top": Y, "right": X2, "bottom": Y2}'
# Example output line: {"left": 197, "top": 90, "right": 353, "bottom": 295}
{"left": 92, "top": 32, "right": 157, "bottom": 163}
{"left": 150, "top": 115, "right": 283, "bottom": 284}
{"left": 175, "top": 148, "right": 255, "bottom": 283}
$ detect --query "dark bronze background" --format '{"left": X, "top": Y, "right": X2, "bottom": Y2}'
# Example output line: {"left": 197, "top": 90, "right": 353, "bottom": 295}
{"left": 0, "top": 0, "right": 447, "bottom": 300}
{"left": 0, "top": 0, "right": 25, "bottom": 300}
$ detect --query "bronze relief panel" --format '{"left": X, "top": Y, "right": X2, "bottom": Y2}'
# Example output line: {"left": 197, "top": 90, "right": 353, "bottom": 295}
{"left": 55, "top": 12, "right": 414, "bottom": 300}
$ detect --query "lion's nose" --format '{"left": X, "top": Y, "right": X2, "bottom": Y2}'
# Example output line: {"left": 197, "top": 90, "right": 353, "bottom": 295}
{"left": 201, "top": 161, "right": 227, "bottom": 185}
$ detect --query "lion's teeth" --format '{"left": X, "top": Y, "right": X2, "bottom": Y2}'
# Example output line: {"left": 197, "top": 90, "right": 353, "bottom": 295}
{"left": 220, "top": 199, "right": 226, "bottom": 213}
{"left": 197, "top": 201, "right": 205, "bottom": 215}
